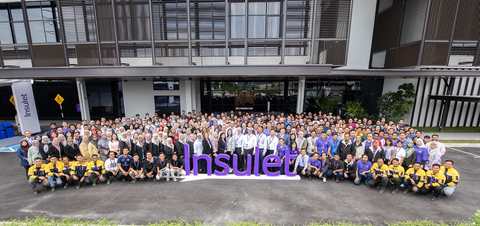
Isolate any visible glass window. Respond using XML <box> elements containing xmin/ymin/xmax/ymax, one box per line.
<box><xmin>13</xmin><ymin>23</ymin><xmax>27</xmax><ymax>44</ymax></box>
<box><xmin>249</xmin><ymin>2</ymin><xmax>266</xmax><ymax>15</ymax></box>
<box><xmin>248</xmin><ymin>16</ymin><xmax>265</xmax><ymax>38</ymax></box>
<box><xmin>155</xmin><ymin>96</ymin><xmax>181</xmax><ymax>116</ymax></box>
<box><xmin>230</xmin><ymin>16</ymin><xmax>245</xmax><ymax>38</ymax></box>
<box><xmin>0</xmin><ymin>23</ymin><xmax>13</xmax><ymax>44</ymax></box>
<box><xmin>154</xmin><ymin>80</ymin><xmax>180</xmax><ymax>90</ymax></box>
<box><xmin>231</xmin><ymin>2</ymin><xmax>245</xmax><ymax>15</ymax></box>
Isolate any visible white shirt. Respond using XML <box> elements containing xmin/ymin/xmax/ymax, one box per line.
<box><xmin>257</xmin><ymin>133</ymin><xmax>267</xmax><ymax>150</ymax></box>
<box><xmin>235</xmin><ymin>133</ymin><xmax>244</xmax><ymax>148</ymax></box>
<box><xmin>242</xmin><ymin>133</ymin><xmax>257</xmax><ymax>151</ymax></box>
<box><xmin>105</xmin><ymin>158</ymin><xmax>119</xmax><ymax>172</ymax></box>
<box><xmin>264</xmin><ymin>135</ymin><xmax>278</xmax><ymax>153</ymax></box>
<box><xmin>394</xmin><ymin>147</ymin><xmax>406</xmax><ymax>159</ymax></box>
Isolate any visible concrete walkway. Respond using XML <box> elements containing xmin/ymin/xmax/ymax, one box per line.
<box><xmin>422</xmin><ymin>132</ymin><xmax>480</xmax><ymax>140</ymax></box>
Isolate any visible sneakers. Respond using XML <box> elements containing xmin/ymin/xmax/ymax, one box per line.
<box><xmin>33</xmin><ymin>190</ymin><xmax>39</xmax><ymax>195</ymax></box>
<box><xmin>51</xmin><ymin>187</ymin><xmax>56</xmax><ymax>192</ymax></box>
<box><xmin>131</xmin><ymin>179</ymin><xmax>137</xmax><ymax>184</ymax></box>
<box><xmin>64</xmin><ymin>183</ymin><xmax>69</xmax><ymax>189</ymax></box>
<box><xmin>107</xmin><ymin>180</ymin><xmax>111</xmax><ymax>185</ymax></box>
<box><xmin>92</xmin><ymin>182</ymin><xmax>97</xmax><ymax>187</ymax></box>
<box><xmin>166</xmin><ymin>178</ymin><xmax>170</xmax><ymax>183</ymax></box>
<box><xmin>365</xmin><ymin>182</ymin><xmax>371</xmax><ymax>188</ymax></box>
<box><xmin>323</xmin><ymin>177</ymin><xmax>327</xmax><ymax>183</ymax></box>
<box><xmin>173</xmin><ymin>178</ymin><xmax>177</xmax><ymax>182</ymax></box>
<box><xmin>392</xmin><ymin>189</ymin><xmax>398</xmax><ymax>195</ymax></box>
<box><xmin>379</xmin><ymin>188</ymin><xmax>385</xmax><ymax>194</ymax></box>
<box><xmin>431</xmin><ymin>196</ymin><xmax>438</xmax><ymax>201</ymax></box>
<box><xmin>122</xmin><ymin>178</ymin><xmax>125</xmax><ymax>182</ymax></box>
<box><xmin>404</xmin><ymin>189</ymin><xmax>410</xmax><ymax>194</ymax></box>
<box><xmin>400</xmin><ymin>184</ymin><xmax>404</xmax><ymax>188</ymax></box>
<box><xmin>76</xmin><ymin>185</ymin><xmax>80</xmax><ymax>190</ymax></box>
<box><xmin>308</xmin><ymin>176</ymin><xmax>312</xmax><ymax>181</ymax></box>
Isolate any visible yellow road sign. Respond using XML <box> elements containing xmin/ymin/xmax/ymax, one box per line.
<box><xmin>9</xmin><ymin>95</ymin><xmax>15</xmax><ymax>105</ymax></box>
<box><xmin>54</xmin><ymin>94</ymin><xmax>64</xmax><ymax>105</ymax></box>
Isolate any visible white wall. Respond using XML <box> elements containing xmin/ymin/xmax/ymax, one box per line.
<box><xmin>341</xmin><ymin>0</ymin><xmax>377</xmax><ymax>69</ymax></box>
<box><xmin>122</xmin><ymin>79</ymin><xmax>156</xmax><ymax>118</ymax></box>
<box><xmin>122</xmin><ymin>78</ymin><xmax>200</xmax><ymax>118</ymax></box>
<box><xmin>382</xmin><ymin>78</ymin><xmax>418</xmax><ymax>125</ymax></box>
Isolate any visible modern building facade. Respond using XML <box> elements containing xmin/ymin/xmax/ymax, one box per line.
<box><xmin>0</xmin><ymin>0</ymin><xmax>479</xmax><ymax>128</ymax></box>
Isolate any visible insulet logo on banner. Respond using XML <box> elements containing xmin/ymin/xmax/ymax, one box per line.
<box><xmin>21</xmin><ymin>93</ymin><xmax>31</xmax><ymax>117</ymax></box>
<box><xmin>183</xmin><ymin>144</ymin><xmax>296</xmax><ymax>177</ymax></box>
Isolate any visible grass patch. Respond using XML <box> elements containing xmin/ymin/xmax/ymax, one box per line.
<box><xmin>415</xmin><ymin>127</ymin><xmax>480</xmax><ymax>133</ymax></box>
<box><xmin>1</xmin><ymin>212</ymin><xmax>479</xmax><ymax>226</ymax></box>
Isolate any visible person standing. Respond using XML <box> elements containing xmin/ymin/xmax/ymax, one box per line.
<box><xmin>256</xmin><ymin>127</ymin><xmax>266</xmax><ymax>174</ymax></box>
<box><xmin>242</xmin><ymin>128</ymin><xmax>257</xmax><ymax>173</ymax></box>
<box><xmin>17</xmin><ymin>139</ymin><xmax>31</xmax><ymax>179</ymax></box>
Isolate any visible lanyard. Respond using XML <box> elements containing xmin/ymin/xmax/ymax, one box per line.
<box><xmin>111</xmin><ymin>159</ymin><xmax>116</xmax><ymax>167</ymax></box>
<box><xmin>173</xmin><ymin>161</ymin><xmax>177</xmax><ymax>167</ymax></box>
<box><xmin>134</xmin><ymin>161</ymin><xmax>139</xmax><ymax>169</ymax></box>
<box><xmin>321</xmin><ymin>160</ymin><xmax>326</xmax><ymax>169</ymax></box>
<box><xmin>334</xmin><ymin>161</ymin><xmax>338</xmax><ymax>169</ymax></box>
<box><xmin>160</xmin><ymin>160</ymin><xmax>165</xmax><ymax>168</ymax></box>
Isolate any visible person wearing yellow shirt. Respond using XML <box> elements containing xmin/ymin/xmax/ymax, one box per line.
<box><xmin>365</xmin><ymin>158</ymin><xmax>389</xmax><ymax>194</ymax></box>
<box><xmin>86</xmin><ymin>154</ymin><xmax>107</xmax><ymax>187</ymax></box>
<box><xmin>440</xmin><ymin>160</ymin><xmax>459</xmax><ymax>197</ymax></box>
<box><xmin>71</xmin><ymin>154</ymin><xmax>90</xmax><ymax>190</ymax></box>
<box><xmin>421</xmin><ymin>164</ymin><xmax>446</xmax><ymax>201</ymax></box>
<box><xmin>27</xmin><ymin>157</ymin><xmax>50</xmax><ymax>195</ymax></box>
<box><xmin>60</xmin><ymin>156</ymin><xmax>74</xmax><ymax>189</ymax></box>
<box><xmin>388</xmin><ymin>158</ymin><xmax>405</xmax><ymax>195</ymax></box>
<box><xmin>46</xmin><ymin>156</ymin><xmax>64</xmax><ymax>192</ymax></box>
<box><xmin>403</xmin><ymin>162</ymin><xmax>425</xmax><ymax>194</ymax></box>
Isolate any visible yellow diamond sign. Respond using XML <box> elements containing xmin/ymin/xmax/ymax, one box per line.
<box><xmin>9</xmin><ymin>95</ymin><xmax>15</xmax><ymax>106</ymax></box>
<box><xmin>54</xmin><ymin>94</ymin><xmax>64</xmax><ymax>105</ymax></box>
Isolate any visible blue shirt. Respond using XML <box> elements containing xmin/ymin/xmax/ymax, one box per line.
<box><xmin>364</xmin><ymin>140</ymin><xmax>373</xmax><ymax>150</ymax></box>
<box><xmin>308</xmin><ymin>158</ymin><xmax>321</xmax><ymax>168</ymax></box>
<box><xmin>314</xmin><ymin>138</ymin><xmax>331</xmax><ymax>154</ymax></box>
<box><xmin>394</xmin><ymin>139</ymin><xmax>408</xmax><ymax>147</ymax></box>
<box><xmin>262</xmin><ymin>129</ymin><xmax>271</xmax><ymax>136</ymax></box>
<box><xmin>329</xmin><ymin>139</ymin><xmax>340</xmax><ymax>156</ymax></box>
<box><xmin>118</xmin><ymin>155</ymin><xmax>133</xmax><ymax>171</ymax></box>
<box><xmin>356</xmin><ymin>160</ymin><xmax>372</xmax><ymax>174</ymax></box>
<box><xmin>285</xmin><ymin>120</ymin><xmax>293</xmax><ymax>126</ymax></box>
<box><xmin>277</xmin><ymin>144</ymin><xmax>288</xmax><ymax>158</ymax></box>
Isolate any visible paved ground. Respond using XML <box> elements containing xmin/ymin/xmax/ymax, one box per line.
<box><xmin>0</xmin><ymin>146</ymin><xmax>479</xmax><ymax>225</ymax></box>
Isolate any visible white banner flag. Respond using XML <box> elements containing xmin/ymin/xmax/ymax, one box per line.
<box><xmin>11</xmin><ymin>82</ymin><xmax>41</xmax><ymax>134</ymax></box>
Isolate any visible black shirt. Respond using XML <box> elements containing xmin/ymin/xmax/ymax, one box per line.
<box><xmin>143</xmin><ymin>158</ymin><xmax>157</xmax><ymax>173</ymax></box>
<box><xmin>156</xmin><ymin>159</ymin><xmax>170</xmax><ymax>170</ymax></box>
<box><xmin>129</xmin><ymin>160</ymin><xmax>143</xmax><ymax>171</ymax></box>
<box><xmin>170</xmin><ymin>160</ymin><xmax>183</xmax><ymax>169</ymax></box>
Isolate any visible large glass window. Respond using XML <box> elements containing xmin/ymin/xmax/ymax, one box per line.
<box><xmin>119</xmin><ymin>43</ymin><xmax>152</xmax><ymax>66</ymax></box>
<box><xmin>247</xmin><ymin>1</ymin><xmax>281</xmax><ymax>38</ymax></box>
<box><xmin>190</xmin><ymin>0</ymin><xmax>226</xmax><ymax>40</ymax></box>
<box><xmin>26</xmin><ymin>1</ymin><xmax>60</xmax><ymax>43</ymax></box>
<box><xmin>285</xmin><ymin>0</ymin><xmax>312</xmax><ymax>39</ymax></box>
<box><xmin>155</xmin><ymin>96</ymin><xmax>181</xmax><ymax>116</ymax></box>
<box><xmin>230</xmin><ymin>2</ymin><xmax>245</xmax><ymax>39</ymax></box>
<box><xmin>59</xmin><ymin>1</ymin><xmax>97</xmax><ymax>43</ymax></box>
<box><xmin>152</xmin><ymin>0</ymin><xmax>188</xmax><ymax>40</ymax></box>
<box><xmin>114</xmin><ymin>0</ymin><xmax>151</xmax><ymax>41</ymax></box>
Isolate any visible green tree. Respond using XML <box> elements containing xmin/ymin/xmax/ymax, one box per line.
<box><xmin>376</xmin><ymin>83</ymin><xmax>416</xmax><ymax>122</ymax></box>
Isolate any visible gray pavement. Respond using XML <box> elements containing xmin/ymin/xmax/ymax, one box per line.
<box><xmin>0</xmin><ymin>146</ymin><xmax>479</xmax><ymax>225</ymax></box>
<box><xmin>422</xmin><ymin>132</ymin><xmax>480</xmax><ymax>140</ymax></box>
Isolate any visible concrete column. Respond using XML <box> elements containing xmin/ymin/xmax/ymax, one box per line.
<box><xmin>76</xmin><ymin>79</ymin><xmax>91</xmax><ymax>121</ymax></box>
<box><xmin>184</xmin><ymin>79</ymin><xmax>193</xmax><ymax>113</ymax></box>
<box><xmin>296</xmin><ymin>77</ymin><xmax>306</xmax><ymax>114</ymax></box>
<box><xmin>341</xmin><ymin>0</ymin><xmax>377</xmax><ymax>69</ymax></box>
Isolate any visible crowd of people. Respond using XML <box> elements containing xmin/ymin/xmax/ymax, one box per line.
<box><xmin>16</xmin><ymin>110</ymin><xmax>460</xmax><ymax>201</ymax></box>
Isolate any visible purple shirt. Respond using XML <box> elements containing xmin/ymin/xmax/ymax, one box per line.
<box><xmin>308</xmin><ymin>158</ymin><xmax>321</xmax><ymax>168</ymax></box>
<box><xmin>356</xmin><ymin>160</ymin><xmax>372</xmax><ymax>174</ymax></box>
<box><xmin>277</xmin><ymin>144</ymin><xmax>288</xmax><ymax>158</ymax></box>
<box><xmin>289</xmin><ymin>147</ymin><xmax>299</xmax><ymax>156</ymax></box>
<box><xmin>415</xmin><ymin>146</ymin><xmax>429</xmax><ymax>164</ymax></box>
<box><xmin>314</xmin><ymin>138</ymin><xmax>331</xmax><ymax>154</ymax></box>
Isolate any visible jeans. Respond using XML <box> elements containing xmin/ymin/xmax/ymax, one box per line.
<box><xmin>443</xmin><ymin>186</ymin><xmax>456</xmax><ymax>197</ymax></box>
<box><xmin>307</xmin><ymin>152</ymin><xmax>314</xmax><ymax>158</ymax></box>
<box><xmin>403</xmin><ymin>178</ymin><xmax>421</xmax><ymax>193</ymax></box>
<box><xmin>73</xmin><ymin>175</ymin><xmax>91</xmax><ymax>185</ymax></box>
<box><xmin>156</xmin><ymin>169</ymin><xmax>170</xmax><ymax>180</ymax></box>
<box><xmin>47</xmin><ymin>175</ymin><xmax>63</xmax><ymax>187</ymax></box>
<box><xmin>354</xmin><ymin>173</ymin><xmax>372</xmax><ymax>185</ymax></box>
<box><xmin>170</xmin><ymin>168</ymin><xmax>186</xmax><ymax>177</ymax></box>
<box><xmin>258</xmin><ymin>148</ymin><xmax>264</xmax><ymax>173</ymax></box>
<box><xmin>327</xmin><ymin>170</ymin><xmax>344</xmax><ymax>181</ymax></box>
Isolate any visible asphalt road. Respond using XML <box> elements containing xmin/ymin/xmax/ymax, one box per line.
<box><xmin>1</xmin><ymin>147</ymin><xmax>479</xmax><ymax>225</ymax></box>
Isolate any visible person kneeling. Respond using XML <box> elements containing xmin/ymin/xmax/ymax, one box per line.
<box><xmin>129</xmin><ymin>154</ymin><xmax>145</xmax><ymax>183</ymax></box>
<box><xmin>306</xmin><ymin>153</ymin><xmax>321</xmax><ymax>181</ymax></box>
<box><xmin>143</xmin><ymin>152</ymin><xmax>158</xmax><ymax>181</ymax></box>
<box><xmin>170</xmin><ymin>154</ymin><xmax>186</xmax><ymax>181</ymax></box>
<box><xmin>60</xmin><ymin>156</ymin><xmax>74</xmax><ymax>189</ymax></box>
<box><xmin>87</xmin><ymin>154</ymin><xmax>106</xmax><ymax>187</ymax></box>
<box><xmin>71</xmin><ymin>154</ymin><xmax>90</xmax><ymax>190</ymax></box>
<box><xmin>156</xmin><ymin>153</ymin><xmax>170</xmax><ymax>182</ymax></box>
<box><xmin>28</xmin><ymin>157</ymin><xmax>50</xmax><ymax>195</ymax></box>
<box><xmin>327</xmin><ymin>154</ymin><xmax>344</xmax><ymax>183</ymax></box>
<box><xmin>46</xmin><ymin>156</ymin><xmax>64</xmax><ymax>192</ymax></box>
<box><xmin>403</xmin><ymin>162</ymin><xmax>426</xmax><ymax>194</ymax></box>
<box><xmin>388</xmin><ymin>158</ymin><xmax>405</xmax><ymax>194</ymax></box>
<box><xmin>104</xmin><ymin>151</ymin><xmax>119</xmax><ymax>185</ymax></box>
<box><xmin>293</xmin><ymin>149</ymin><xmax>309</xmax><ymax>177</ymax></box>
<box><xmin>343</xmin><ymin>154</ymin><xmax>357</xmax><ymax>182</ymax></box>
<box><xmin>421</xmin><ymin>164</ymin><xmax>445</xmax><ymax>201</ymax></box>
<box><xmin>354</xmin><ymin>154</ymin><xmax>372</xmax><ymax>186</ymax></box>
<box><xmin>366</xmin><ymin>158</ymin><xmax>389</xmax><ymax>193</ymax></box>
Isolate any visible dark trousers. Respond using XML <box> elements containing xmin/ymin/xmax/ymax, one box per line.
<box><xmin>116</xmin><ymin>170</ymin><xmax>131</xmax><ymax>181</ymax></box>
<box><xmin>243</xmin><ymin>148</ymin><xmax>254</xmax><ymax>172</ymax></box>
<box><xmin>235</xmin><ymin>148</ymin><xmax>244</xmax><ymax>171</ymax></box>
<box><xmin>23</xmin><ymin>166</ymin><xmax>30</xmax><ymax>180</ymax></box>
<box><xmin>60</xmin><ymin>175</ymin><xmax>74</xmax><ymax>185</ymax></box>
<box><xmin>73</xmin><ymin>175</ymin><xmax>91</xmax><ymax>185</ymax></box>
<box><xmin>367</xmin><ymin>176</ymin><xmax>388</xmax><ymax>189</ymax></box>
<box><xmin>421</xmin><ymin>185</ymin><xmax>443</xmax><ymax>197</ymax></box>
<box><xmin>344</xmin><ymin>172</ymin><xmax>356</xmax><ymax>181</ymax></box>
<box><xmin>265</xmin><ymin>149</ymin><xmax>275</xmax><ymax>172</ymax></box>
<box><xmin>105</xmin><ymin>171</ymin><xmax>119</xmax><ymax>180</ymax></box>
<box><xmin>391</xmin><ymin>177</ymin><xmax>403</xmax><ymax>190</ymax></box>
<box><xmin>258</xmin><ymin>148</ymin><xmax>264</xmax><ymax>173</ymax></box>
<box><xmin>295</xmin><ymin>166</ymin><xmax>305</xmax><ymax>176</ymax></box>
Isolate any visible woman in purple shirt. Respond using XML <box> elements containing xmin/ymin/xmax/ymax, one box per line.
<box><xmin>414</xmin><ymin>139</ymin><xmax>429</xmax><ymax>169</ymax></box>
<box><xmin>287</xmin><ymin>142</ymin><xmax>300</xmax><ymax>172</ymax></box>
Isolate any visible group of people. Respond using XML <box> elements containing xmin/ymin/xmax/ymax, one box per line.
<box><xmin>16</xmin><ymin>110</ymin><xmax>460</xmax><ymax>201</ymax></box>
